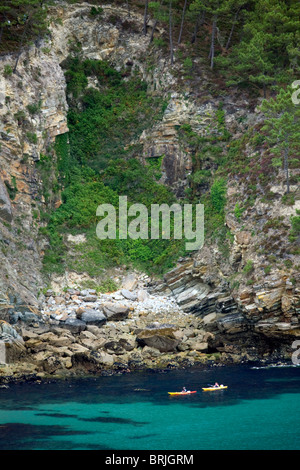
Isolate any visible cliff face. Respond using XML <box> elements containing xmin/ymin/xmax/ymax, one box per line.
<box><xmin>0</xmin><ymin>2</ymin><xmax>179</xmax><ymax>314</ymax></box>
<box><xmin>0</xmin><ymin>2</ymin><xmax>299</xmax><ymax>373</ymax></box>
<box><xmin>0</xmin><ymin>36</ymin><xmax>68</xmax><ymax>314</ymax></box>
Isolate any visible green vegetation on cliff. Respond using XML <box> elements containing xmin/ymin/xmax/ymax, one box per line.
<box><xmin>11</xmin><ymin>0</ymin><xmax>294</xmax><ymax>280</ymax></box>
<box><xmin>42</xmin><ymin>57</ymin><xmax>187</xmax><ymax>277</ymax></box>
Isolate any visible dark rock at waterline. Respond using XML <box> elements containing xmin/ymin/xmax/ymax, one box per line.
<box><xmin>104</xmin><ymin>338</ymin><xmax>135</xmax><ymax>355</ymax></box>
<box><xmin>136</xmin><ymin>325</ymin><xmax>180</xmax><ymax>352</ymax></box>
<box><xmin>104</xmin><ymin>341</ymin><xmax>125</xmax><ymax>355</ymax></box>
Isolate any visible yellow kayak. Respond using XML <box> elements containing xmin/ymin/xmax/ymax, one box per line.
<box><xmin>202</xmin><ymin>385</ymin><xmax>228</xmax><ymax>391</ymax></box>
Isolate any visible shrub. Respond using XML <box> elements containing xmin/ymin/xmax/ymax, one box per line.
<box><xmin>210</xmin><ymin>177</ymin><xmax>227</xmax><ymax>213</ymax></box>
<box><xmin>243</xmin><ymin>260</ymin><xmax>254</xmax><ymax>274</ymax></box>
<box><xmin>234</xmin><ymin>203</ymin><xmax>244</xmax><ymax>221</ymax></box>
<box><xmin>90</xmin><ymin>6</ymin><xmax>103</xmax><ymax>16</ymax></box>
<box><xmin>183</xmin><ymin>57</ymin><xmax>193</xmax><ymax>71</ymax></box>
<box><xmin>14</xmin><ymin>110</ymin><xmax>26</xmax><ymax>124</ymax></box>
<box><xmin>3</xmin><ymin>65</ymin><xmax>13</xmax><ymax>77</ymax></box>
<box><xmin>290</xmin><ymin>211</ymin><xmax>300</xmax><ymax>235</ymax></box>
<box><xmin>27</xmin><ymin>101</ymin><xmax>42</xmax><ymax>115</ymax></box>
<box><xmin>26</xmin><ymin>132</ymin><xmax>38</xmax><ymax>144</ymax></box>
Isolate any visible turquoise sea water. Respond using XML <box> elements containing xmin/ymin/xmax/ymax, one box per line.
<box><xmin>0</xmin><ymin>365</ymin><xmax>299</xmax><ymax>450</ymax></box>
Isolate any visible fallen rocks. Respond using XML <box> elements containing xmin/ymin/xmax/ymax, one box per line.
<box><xmin>121</xmin><ymin>273</ymin><xmax>138</xmax><ymax>291</ymax></box>
<box><xmin>102</xmin><ymin>302</ymin><xmax>130</xmax><ymax>321</ymax></box>
<box><xmin>1</xmin><ymin>264</ymin><xmax>298</xmax><ymax>383</ymax></box>
<box><xmin>136</xmin><ymin>324</ymin><xmax>180</xmax><ymax>352</ymax></box>
<box><xmin>61</xmin><ymin>318</ymin><xmax>86</xmax><ymax>334</ymax></box>
<box><xmin>80</xmin><ymin>309</ymin><xmax>107</xmax><ymax>326</ymax></box>
<box><xmin>121</xmin><ymin>289</ymin><xmax>137</xmax><ymax>301</ymax></box>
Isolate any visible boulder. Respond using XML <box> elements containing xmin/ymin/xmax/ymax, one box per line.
<box><xmin>94</xmin><ymin>351</ymin><xmax>115</xmax><ymax>366</ymax></box>
<box><xmin>48</xmin><ymin>336</ymin><xmax>74</xmax><ymax>348</ymax></box>
<box><xmin>21</xmin><ymin>329</ymin><xmax>39</xmax><ymax>341</ymax></box>
<box><xmin>9</xmin><ymin>311</ymin><xmax>40</xmax><ymax>326</ymax></box>
<box><xmin>119</xmin><ymin>337</ymin><xmax>136</xmax><ymax>351</ymax></box>
<box><xmin>80</xmin><ymin>330</ymin><xmax>98</xmax><ymax>341</ymax></box>
<box><xmin>80</xmin><ymin>309</ymin><xmax>107</xmax><ymax>327</ymax></box>
<box><xmin>104</xmin><ymin>338</ymin><xmax>135</xmax><ymax>355</ymax></box>
<box><xmin>0</xmin><ymin>320</ymin><xmax>25</xmax><ymax>363</ymax></box>
<box><xmin>24</xmin><ymin>338</ymin><xmax>46</xmax><ymax>352</ymax></box>
<box><xmin>0</xmin><ymin>321</ymin><xmax>23</xmax><ymax>343</ymax></box>
<box><xmin>136</xmin><ymin>324</ymin><xmax>180</xmax><ymax>352</ymax></box>
<box><xmin>86</xmin><ymin>325</ymin><xmax>104</xmax><ymax>336</ymax></box>
<box><xmin>76</xmin><ymin>306</ymin><xmax>86</xmax><ymax>317</ymax></box>
<box><xmin>141</xmin><ymin>346</ymin><xmax>161</xmax><ymax>358</ymax></box>
<box><xmin>82</xmin><ymin>295</ymin><xmax>98</xmax><ymax>303</ymax></box>
<box><xmin>189</xmin><ymin>340</ymin><xmax>208</xmax><ymax>352</ymax></box>
<box><xmin>61</xmin><ymin>318</ymin><xmax>86</xmax><ymax>334</ymax></box>
<box><xmin>104</xmin><ymin>340</ymin><xmax>126</xmax><ymax>355</ymax></box>
<box><xmin>43</xmin><ymin>355</ymin><xmax>63</xmax><ymax>374</ymax></box>
<box><xmin>121</xmin><ymin>289</ymin><xmax>137</xmax><ymax>301</ymax></box>
<box><xmin>122</xmin><ymin>273</ymin><xmax>138</xmax><ymax>291</ymax></box>
<box><xmin>69</xmin><ymin>344</ymin><xmax>90</xmax><ymax>354</ymax></box>
<box><xmin>79</xmin><ymin>329</ymin><xmax>104</xmax><ymax>350</ymax></box>
<box><xmin>102</xmin><ymin>302</ymin><xmax>130</xmax><ymax>321</ymax></box>
<box><xmin>137</xmin><ymin>289</ymin><xmax>149</xmax><ymax>302</ymax></box>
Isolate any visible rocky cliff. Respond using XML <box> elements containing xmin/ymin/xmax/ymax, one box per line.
<box><xmin>0</xmin><ymin>2</ymin><xmax>299</xmax><ymax>381</ymax></box>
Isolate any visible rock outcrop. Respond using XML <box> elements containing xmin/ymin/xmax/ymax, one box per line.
<box><xmin>0</xmin><ymin>180</ymin><xmax>13</xmax><ymax>223</ymax></box>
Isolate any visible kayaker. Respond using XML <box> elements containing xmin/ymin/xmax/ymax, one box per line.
<box><xmin>182</xmin><ymin>387</ymin><xmax>187</xmax><ymax>392</ymax></box>
<box><xmin>214</xmin><ymin>382</ymin><xmax>219</xmax><ymax>388</ymax></box>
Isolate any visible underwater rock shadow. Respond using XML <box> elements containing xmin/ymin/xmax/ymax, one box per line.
<box><xmin>78</xmin><ymin>416</ymin><xmax>149</xmax><ymax>426</ymax></box>
<box><xmin>0</xmin><ymin>422</ymin><xmax>101</xmax><ymax>450</ymax></box>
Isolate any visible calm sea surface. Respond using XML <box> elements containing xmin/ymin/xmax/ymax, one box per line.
<box><xmin>0</xmin><ymin>364</ymin><xmax>299</xmax><ymax>450</ymax></box>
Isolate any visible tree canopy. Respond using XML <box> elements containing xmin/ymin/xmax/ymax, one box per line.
<box><xmin>0</xmin><ymin>0</ymin><xmax>49</xmax><ymax>53</ymax></box>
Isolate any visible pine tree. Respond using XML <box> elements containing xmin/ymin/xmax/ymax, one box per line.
<box><xmin>189</xmin><ymin>0</ymin><xmax>231</xmax><ymax>68</ymax></box>
<box><xmin>0</xmin><ymin>5</ymin><xmax>11</xmax><ymax>44</ymax></box>
<box><xmin>178</xmin><ymin>0</ymin><xmax>188</xmax><ymax>44</ymax></box>
<box><xmin>148</xmin><ymin>0</ymin><xmax>167</xmax><ymax>44</ymax></box>
<box><xmin>216</xmin><ymin>0</ymin><xmax>300</xmax><ymax>95</ymax></box>
<box><xmin>144</xmin><ymin>0</ymin><xmax>149</xmax><ymax>35</ymax></box>
<box><xmin>224</xmin><ymin>0</ymin><xmax>248</xmax><ymax>51</ymax></box>
<box><xmin>169</xmin><ymin>0</ymin><xmax>174</xmax><ymax>65</ymax></box>
<box><xmin>229</xmin><ymin>31</ymin><xmax>274</xmax><ymax>97</ymax></box>
<box><xmin>0</xmin><ymin>0</ymin><xmax>49</xmax><ymax>56</ymax></box>
<box><xmin>260</xmin><ymin>86</ymin><xmax>300</xmax><ymax>194</ymax></box>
